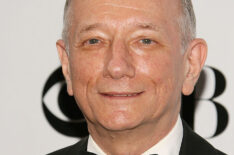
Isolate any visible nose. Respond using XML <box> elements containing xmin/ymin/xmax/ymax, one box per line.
<box><xmin>103</xmin><ymin>41</ymin><xmax>135</xmax><ymax>79</ymax></box>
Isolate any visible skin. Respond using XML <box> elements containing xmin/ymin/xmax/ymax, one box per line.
<box><xmin>56</xmin><ymin>0</ymin><xmax>207</xmax><ymax>154</ymax></box>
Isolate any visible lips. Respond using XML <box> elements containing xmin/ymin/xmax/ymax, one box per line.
<box><xmin>100</xmin><ymin>92</ymin><xmax>143</xmax><ymax>97</ymax></box>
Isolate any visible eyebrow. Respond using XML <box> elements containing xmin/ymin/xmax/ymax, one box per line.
<box><xmin>78</xmin><ymin>22</ymin><xmax>161</xmax><ymax>34</ymax></box>
<box><xmin>134</xmin><ymin>23</ymin><xmax>161</xmax><ymax>31</ymax></box>
<box><xmin>79</xmin><ymin>23</ymin><xmax>104</xmax><ymax>34</ymax></box>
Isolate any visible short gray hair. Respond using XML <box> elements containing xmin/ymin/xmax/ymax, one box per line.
<box><xmin>61</xmin><ymin>0</ymin><xmax>196</xmax><ymax>52</ymax></box>
<box><xmin>62</xmin><ymin>0</ymin><xmax>72</xmax><ymax>50</ymax></box>
<box><xmin>179</xmin><ymin>0</ymin><xmax>196</xmax><ymax>52</ymax></box>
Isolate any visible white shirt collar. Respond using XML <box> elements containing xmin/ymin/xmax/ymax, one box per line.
<box><xmin>88</xmin><ymin>134</ymin><xmax>107</xmax><ymax>155</ymax></box>
<box><xmin>142</xmin><ymin>116</ymin><xmax>183</xmax><ymax>155</ymax></box>
<box><xmin>87</xmin><ymin>116</ymin><xmax>183</xmax><ymax>155</ymax></box>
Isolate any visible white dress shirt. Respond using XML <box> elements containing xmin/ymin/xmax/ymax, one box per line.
<box><xmin>87</xmin><ymin>116</ymin><xmax>183</xmax><ymax>155</ymax></box>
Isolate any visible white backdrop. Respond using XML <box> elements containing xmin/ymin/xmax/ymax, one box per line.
<box><xmin>0</xmin><ymin>0</ymin><xmax>233</xmax><ymax>154</ymax></box>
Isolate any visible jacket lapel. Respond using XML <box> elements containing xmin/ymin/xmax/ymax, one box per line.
<box><xmin>66</xmin><ymin>137</ymin><xmax>96</xmax><ymax>155</ymax></box>
<box><xmin>179</xmin><ymin>120</ymin><xmax>224</xmax><ymax>155</ymax></box>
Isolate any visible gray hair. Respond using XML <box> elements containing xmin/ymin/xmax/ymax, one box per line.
<box><xmin>62</xmin><ymin>0</ymin><xmax>72</xmax><ymax>50</ymax></box>
<box><xmin>61</xmin><ymin>0</ymin><xmax>196</xmax><ymax>52</ymax></box>
<box><xmin>179</xmin><ymin>0</ymin><xmax>196</xmax><ymax>52</ymax></box>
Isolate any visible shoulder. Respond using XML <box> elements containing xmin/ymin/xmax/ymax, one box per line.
<box><xmin>180</xmin><ymin>120</ymin><xmax>226</xmax><ymax>155</ymax></box>
<box><xmin>47</xmin><ymin>137</ymin><xmax>88</xmax><ymax>155</ymax></box>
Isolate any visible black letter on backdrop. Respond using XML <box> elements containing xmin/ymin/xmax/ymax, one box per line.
<box><xmin>181</xmin><ymin>66</ymin><xmax>229</xmax><ymax>138</ymax></box>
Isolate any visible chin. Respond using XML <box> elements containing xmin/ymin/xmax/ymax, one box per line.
<box><xmin>97</xmin><ymin>112</ymin><xmax>142</xmax><ymax>131</ymax></box>
<box><xmin>102</xmin><ymin>122</ymin><xmax>139</xmax><ymax>132</ymax></box>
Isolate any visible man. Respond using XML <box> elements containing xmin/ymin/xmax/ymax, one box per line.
<box><xmin>49</xmin><ymin>0</ymin><xmax>226</xmax><ymax>154</ymax></box>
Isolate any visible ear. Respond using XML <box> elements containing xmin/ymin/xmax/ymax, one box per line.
<box><xmin>182</xmin><ymin>39</ymin><xmax>207</xmax><ymax>96</ymax></box>
<box><xmin>56</xmin><ymin>40</ymin><xmax>73</xmax><ymax>96</ymax></box>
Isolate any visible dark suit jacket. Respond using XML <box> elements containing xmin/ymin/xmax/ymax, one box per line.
<box><xmin>48</xmin><ymin>120</ymin><xmax>226</xmax><ymax>155</ymax></box>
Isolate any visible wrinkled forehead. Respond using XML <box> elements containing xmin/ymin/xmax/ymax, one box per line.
<box><xmin>68</xmin><ymin>0</ymin><xmax>182</xmax><ymax>22</ymax></box>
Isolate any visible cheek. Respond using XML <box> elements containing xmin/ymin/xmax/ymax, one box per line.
<box><xmin>69</xmin><ymin>53</ymin><xmax>103</xmax><ymax>99</ymax></box>
<box><xmin>70</xmin><ymin>52</ymin><xmax>103</xmax><ymax>82</ymax></box>
<box><xmin>68</xmin><ymin>53</ymin><xmax>105</xmax><ymax>118</ymax></box>
<box><xmin>136</xmin><ymin>53</ymin><xmax>175</xmax><ymax>81</ymax></box>
<box><xmin>136</xmin><ymin>52</ymin><xmax>183</xmax><ymax>104</ymax></box>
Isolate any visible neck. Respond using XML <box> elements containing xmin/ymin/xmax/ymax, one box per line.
<box><xmin>87</xmin><ymin>115</ymin><xmax>179</xmax><ymax>155</ymax></box>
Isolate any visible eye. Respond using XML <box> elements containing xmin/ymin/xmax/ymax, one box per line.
<box><xmin>87</xmin><ymin>38</ymin><xmax>100</xmax><ymax>45</ymax></box>
<box><xmin>140</xmin><ymin>39</ymin><xmax>154</xmax><ymax>45</ymax></box>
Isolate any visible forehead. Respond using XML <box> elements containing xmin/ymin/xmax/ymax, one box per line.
<box><xmin>69</xmin><ymin>0</ymin><xmax>181</xmax><ymax>26</ymax></box>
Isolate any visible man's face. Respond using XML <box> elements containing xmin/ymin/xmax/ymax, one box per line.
<box><xmin>60</xmin><ymin>0</ymin><xmax>190</xmax><ymax>131</ymax></box>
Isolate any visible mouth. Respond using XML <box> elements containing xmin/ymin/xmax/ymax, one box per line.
<box><xmin>99</xmin><ymin>91</ymin><xmax>144</xmax><ymax>98</ymax></box>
